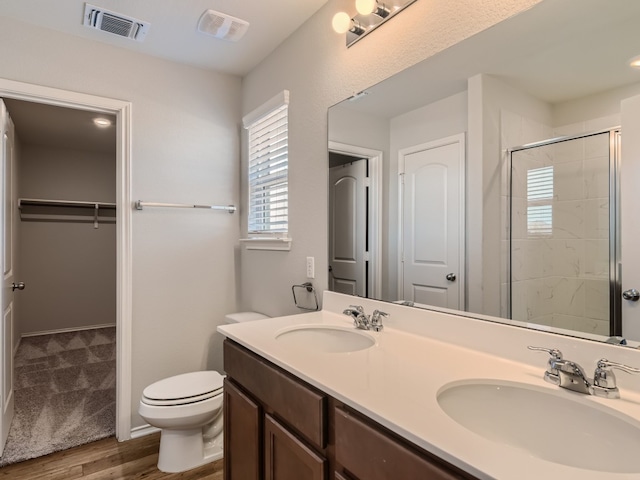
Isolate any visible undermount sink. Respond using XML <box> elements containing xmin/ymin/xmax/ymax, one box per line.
<box><xmin>437</xmin><ymin>380</ymin><xmax>640</xmax><ymax>473</ymax></box>
<box><xmin>275</xmin><ymin>325</ymin><xmax>375</xmax><ymax>353</ymax></box>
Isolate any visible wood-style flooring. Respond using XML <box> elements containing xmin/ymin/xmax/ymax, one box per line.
<box><xmin>0</xmin><ymin>433</ymin><xmax>223</xmax><ymax>479</ymax></box>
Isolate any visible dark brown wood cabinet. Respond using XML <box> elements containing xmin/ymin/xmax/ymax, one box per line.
<box><xmin>223</xmin><ymin>339</ymin><xmax>477</xmax><ymax>480</ymax></box>
<box><xmin>223</xmin><ymin>378</ymin><xmax>261</xmax><ymax>480</ymax></box>
<box><xmin>224</xmin><ymin>340</ymin><xmax>328</xmax><ymax>480</ymax></box>
<box><xmin>264</xmin><ymin>414</ymin><xmax>327</xmax><ymax>480</ymax></box>
<box><xmin>335</xmin><ymin>407</ymin><xmax>468</xmax><ymax>480</ymax></box>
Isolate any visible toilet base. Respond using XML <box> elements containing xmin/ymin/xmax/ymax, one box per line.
<box><xmin>157</xmin><ymin>428</ymin><xmax>223</xmax><ymax>473</ymax></box>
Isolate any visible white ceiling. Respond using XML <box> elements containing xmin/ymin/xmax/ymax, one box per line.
<box><xmin>0</xmin><ymin>0</ymin><xmax>329</xmax><ymax>76</ymax></box>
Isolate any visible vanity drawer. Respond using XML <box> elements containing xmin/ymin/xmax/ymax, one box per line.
<box><xmin>335</xmin><ymin>407</ymin><xmax>472</xmax><ymax>480</ymax></box>
<box><xmin>224</xmin><ymin>340</ymin><xmax>327</xmax><ymax>449</ymax></box>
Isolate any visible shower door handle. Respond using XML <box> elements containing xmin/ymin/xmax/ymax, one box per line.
<box><xmin>623</xmin><ymin>289</ymin><xmax>640</xmax><ymax>301</ymax></box>
<box><xmin>446</xmin><ymin>273</ymin><xmax>456</xmax><ymax>282</ymax></box>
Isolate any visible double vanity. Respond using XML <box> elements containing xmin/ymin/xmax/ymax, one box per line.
<box><xmin>218</xmin><ymin>291</ymin><xmax>640</xmax><ymax>479</ymax></box>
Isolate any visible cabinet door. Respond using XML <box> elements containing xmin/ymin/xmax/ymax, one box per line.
<box><xmin>335</xmin><ymin>407</ymin><xmax>470</xmax><ymax>480</ymax></box>
<box><xmin>264</xmin><ymin>414</ymin><xmax>327</xmax><ymax>480</ymax></box>
<box><xmin>224</xmin><ymin>379</ymin><xmax>261</xmax><ymax>480</ymax></box>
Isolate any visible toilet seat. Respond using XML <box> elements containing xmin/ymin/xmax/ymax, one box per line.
<box><xmin>142</xmin><ymin>371</ymin><xmax>224</xmax><ymax>406</ymax></box>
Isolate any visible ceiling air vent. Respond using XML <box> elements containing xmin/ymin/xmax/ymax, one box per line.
<box><xmin>83</xmin><ymin>3</ymin><xmax>150</xmax><ymax>42</ymax></box>
<box><xmin>197</xmin><ymin>10</ymin><xmax>249</xmax><ymax>42</ymax></box>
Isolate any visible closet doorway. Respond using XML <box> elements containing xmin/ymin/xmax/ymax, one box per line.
<box><xmin>0</xmin><ymin>96</ymin><xmax>123</xmax><ymax>464</ymax></box>
<box><xmin>0</xmin><ymin>79</ymin><xmax>133</xmax><ymax>455</ymax></box>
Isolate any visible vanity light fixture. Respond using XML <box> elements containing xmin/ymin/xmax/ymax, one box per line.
<box><xmin>332</xmin><ymin>12</ymin><xmax>365</xmax><ymax>35</ymax></box>
<box><xmin>93</xmin><ymin>117</ymin><xmax>112</xmax><ymax>128</ymax></box>
<box><xmin>332</xmin><ymin>0</ymin><xmax>417</xmax><ymax>47</ymax></box>
<box><xmin>356</xmin><ymin>0</ymin><xmax>390</xmax><ymax>18</ymax></box>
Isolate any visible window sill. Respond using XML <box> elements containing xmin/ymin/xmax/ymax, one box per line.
<box><xmin>240</xmin><ymin>237</ymin><xmax>292</xmax><ymax>251</ymax></box>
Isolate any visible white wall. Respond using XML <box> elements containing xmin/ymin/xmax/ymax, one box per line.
<box><xmin>0</xmin><ymin>18</ymin><xmax>242</xmax><ymax>429</ymax></box>
<box><xmin>239</xmin><ymin>0</ymin><xmax>544</xmax><ymax>316</ymax></box>
<box><xmin>553</xmin><ymin>82</ymin><xmax>640</xmax><ymax>131</ymax></box>
<box><xmin>329</xmin><ymin>107</ymin><xmax>390</xmax><ymax>152</ymax></box>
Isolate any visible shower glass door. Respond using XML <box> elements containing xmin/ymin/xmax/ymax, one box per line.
<box><xmin>510</xmin><ymin>130</ymin><xmax>620</xmax><ymax>337</ymax></box>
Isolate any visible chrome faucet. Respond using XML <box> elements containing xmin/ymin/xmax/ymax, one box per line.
<box><xmin>528</xmin><ymin>346</ymin><xmax>640</xmax><ymax>399</ymax></box>
<box><xmin>592</xmin><ymin>359</ymin><xmax>640</xmax><ymax>399</ymax></box>
<box><xmin>343</xmin><ymin>305</ymin><xmax>369</xmax><ymax>329</ymax></box>
<box><xmin>342</xmin><ymin>305</ymin><xmax>389</xmax><ymax>331</ymax></box>
<box><xmin>370</xmin><ymin>310</ymin><xmax>388</xmax><ymax>332</ymax></box>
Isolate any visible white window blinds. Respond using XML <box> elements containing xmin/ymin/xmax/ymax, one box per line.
<box><xmin>527</xmin><ymin>165</ymin><xmax>553</xmax><ymax>236</ymax></box>
<box><xmin>244</xmin><ymin>91</ymin><xmax>289</xmax><ymax>234</ymax></box>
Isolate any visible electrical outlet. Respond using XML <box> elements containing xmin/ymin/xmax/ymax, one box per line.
<box><xmin>306</xmin><ymin>256</ymin><xmax>315</xmax><ymax>279</ymax></box>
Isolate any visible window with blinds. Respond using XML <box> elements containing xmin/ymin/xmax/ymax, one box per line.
<box><xmin>246</xmin><ymin>94</ymin><xmax>289</xmax><ymax>234</ymax></box>
<box><xmin>527</xmin><ymin>165</ymin><xmax>553</xmax><ymax>236</ymax></box>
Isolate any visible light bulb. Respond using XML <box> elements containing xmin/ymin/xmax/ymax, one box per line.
<box><xmin>332</xmin><ymin>12</ymin><xmax>351</xmax><ymax>34</ymax></box>
<box><xmin>630</xmin><ymin>55</ymin><xmax>640</xmax><ymax>69</ymax></box>
<box><xmin>355</xmin><ymin>0</ymin><xmax>376</xmax><ymax>15</ymax></box>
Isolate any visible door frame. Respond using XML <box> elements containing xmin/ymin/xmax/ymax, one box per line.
<box><xmin>397</xmin><ymin>133</ymin><xmax>466</xmax><ymax>309</ymax></box>
<box><xmin>0</xmin><ymin>77</ymin><xmax>133</xmax><ymax>440</ymax></box>
<box><xmin>328</xmin><ymin>141</ymin><xmax>382</xmax><ymax>300</ymax></box>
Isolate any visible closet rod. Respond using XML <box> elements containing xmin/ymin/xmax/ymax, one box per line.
<box><xmin>135</xmin><ymin>200</ymin><xmax>236</xmax><ymax>214</ymax></box>
<box><xmin>19</xmin><ymin>198</ymin><xmax>116</xmax><ymax>209</ymax></box>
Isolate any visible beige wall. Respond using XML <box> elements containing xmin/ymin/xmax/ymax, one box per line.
<box><xmin>239</xmin><ymin>0</ymin><xmax>544</xmax><ymax>316</ymax></box>
<box><xmin>17</xmin><ymin>144</ymin><xmax>116</xmax><ymax>334</ymax></box>
<box><xmin>0</xmin><ymin>17</ymin><xmax>242</xmax><ymax>429</ymax></box>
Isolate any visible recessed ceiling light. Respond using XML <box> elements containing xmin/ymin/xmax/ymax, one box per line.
<box><xmin>93</xmin><ymin>117</ymin><xmax>112</xmax><ymax>128</ymax></box>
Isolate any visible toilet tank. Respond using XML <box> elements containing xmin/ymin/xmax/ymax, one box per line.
<box><xmin>224</xmin><ymin>312</ymin><xmax>270</xmax><ymax>324</ymax></box>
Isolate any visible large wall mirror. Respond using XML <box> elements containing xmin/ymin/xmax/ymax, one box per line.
<box><xmin>328</xmin><ymin>0</ymin><xmax>640</xmax><ymax>344</ymax></box>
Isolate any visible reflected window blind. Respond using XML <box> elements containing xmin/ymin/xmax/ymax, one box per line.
<box><xmin>527</xmin><ymin>166</ymin><xmax>553</xmax><ymax>236</ymax></box>
<box><xmin>247</xmin><ymin>104</ymin><xmax>288</xmax><ymax>234</ymax></box>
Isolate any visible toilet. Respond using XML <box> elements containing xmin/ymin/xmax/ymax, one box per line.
<box><xmin>138</xmin><ymin>311</ymin><xmax>269</xmax><ymax>473</ymax></box>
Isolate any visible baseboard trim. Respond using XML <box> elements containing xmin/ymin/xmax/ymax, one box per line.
<box><xmin>129</xmin><ymin>424</ymin><xmax>160</xmax><ymax>439</ymax></box>
<box><xmin>21</xmin><ymin>323</ymin><xmax>117</xmax><ymax>338</ymax></box>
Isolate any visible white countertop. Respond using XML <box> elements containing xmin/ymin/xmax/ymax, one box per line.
<box><xmin>218</xmin><ymin>292</ymin><xmax>640</xmax><ymax>480</ymax></box>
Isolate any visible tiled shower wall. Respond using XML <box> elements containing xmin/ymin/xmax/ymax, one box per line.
<box><xmin>501</xmin><ymin>110</ymin><xmax>615</xmax><ymax>336</ymax></box>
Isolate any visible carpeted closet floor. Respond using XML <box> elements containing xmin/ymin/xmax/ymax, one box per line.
<box><xmin>0</xmin><ymin>326</ymin><xmax>116</xmax><ymax>467</ymax></box>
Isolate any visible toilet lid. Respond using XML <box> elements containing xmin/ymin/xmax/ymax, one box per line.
<box><xmin>142</xmin><ymin>371</ymin><xmax>224</xmax><ymax>405</ymax></box>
